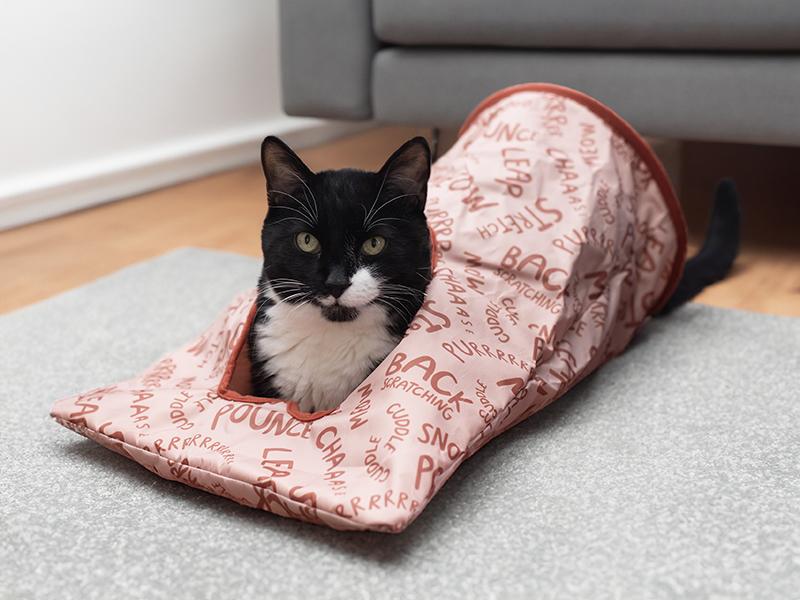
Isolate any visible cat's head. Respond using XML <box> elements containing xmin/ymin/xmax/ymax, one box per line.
<box><xmin>257</xmin><ymin>135</ymin><xmax>432</xmax><ymax>326</ymax></box>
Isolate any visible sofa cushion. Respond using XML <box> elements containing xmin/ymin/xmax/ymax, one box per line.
<box><xmin>373</xmin><ymin>48</ymin><xmax>800</xmax><ymax>146</ymax></box>
<box><xmin>374</xmin><ymin>0</ymin><xmax>800</xmax><ymax>50</ymax></box>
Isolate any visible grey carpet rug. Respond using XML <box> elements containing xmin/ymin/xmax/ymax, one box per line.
<box><xmin>1</xmin><ymin>248</ymin><xmax>798</xmax><ymax>600</ymax></box>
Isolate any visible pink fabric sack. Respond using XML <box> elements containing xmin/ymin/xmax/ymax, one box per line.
<box><xmin>51</xmin><ymin>83</ymin><xmax>687</xmax><ymax>532</ymax></box>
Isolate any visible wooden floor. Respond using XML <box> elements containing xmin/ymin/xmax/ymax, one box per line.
<box><xmin>1</xmin><ymin>127</ymin><xmax>799</xmax><ymax>316</ymax></box>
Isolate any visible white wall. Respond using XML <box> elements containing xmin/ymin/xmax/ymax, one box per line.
<box><xmin>0</xmin><ymin>0</ymin><xmax>360</xmax><ymax>229</ymax></box>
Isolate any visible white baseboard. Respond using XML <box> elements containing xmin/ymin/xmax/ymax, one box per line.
<box><xmin>0</xmin><ymin>117</ymin><xmax>372</xmax><ymax>230</ymax></box>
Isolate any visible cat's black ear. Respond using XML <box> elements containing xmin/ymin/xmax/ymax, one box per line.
<box><xmin>260</xmin><ymin>136</ymin><xmax>313</xmax><ymax>205</ymax></box>
<box><xmin>377</xmin><ymin>136</ymin><xmax>431</xmax><ymax>210</ymax></box>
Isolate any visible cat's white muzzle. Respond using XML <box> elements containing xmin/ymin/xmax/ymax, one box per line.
<box><xmin>324</xmin><ymin>267</ymin><xmax>381</xmax><ymax>309</ymax></box>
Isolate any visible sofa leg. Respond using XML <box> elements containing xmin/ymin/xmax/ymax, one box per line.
<box><xmin>431</xmin><ymin>127</ymin><xmax>440</xmax><ymax>162</ymax></box>
<box><xmin>646</xmin><ymin>137</ymin><xmax>683</xmax><ymax>192</ymax></box>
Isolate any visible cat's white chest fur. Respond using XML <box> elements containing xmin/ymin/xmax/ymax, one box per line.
<box><xmin>253</xmin><ymin>301</ymin><xmax>397</xmax><ymax>412</ymax></box>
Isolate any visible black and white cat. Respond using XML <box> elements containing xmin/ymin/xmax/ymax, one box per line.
<box><xmin>248</xmin><ymin>136</ymin><xmax>433</xmax><ymax>413</ymax></box>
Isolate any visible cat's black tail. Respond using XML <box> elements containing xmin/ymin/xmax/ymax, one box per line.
<box><xmin>657</xmin><ymin>179</ymin><xmax>741</xmax><ymax>315</ymax></box>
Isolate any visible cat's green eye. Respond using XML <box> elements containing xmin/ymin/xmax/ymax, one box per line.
<box><xmin>361</xmin><ymin>235</ymin><xmax>386</xmax><ymax>256</ymax></box>
<box><xmin>295</xmin><ymin>232</ymin><xmax>321</xmax><ymax>254</ymax></box>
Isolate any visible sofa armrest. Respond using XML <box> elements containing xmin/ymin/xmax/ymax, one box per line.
<box><xmin>279</xmin><ymin>0</ymin><xmax>376</xmax><ymax>120</ymax></box>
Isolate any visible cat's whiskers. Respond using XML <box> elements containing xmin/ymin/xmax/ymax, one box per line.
<box><xmin>376</xmin><ymin>294</ymin><xmax>416</xmax><ymax>321</ymax></box>
<box><xmin>269</xmin><ymin>189</ymin><xmax>316</xmax><ymax>222</ymax></box>
<box><xmin>363</xmin><ymin>164</ymin><xmax>392</xmax><ymax>229</ymax></box>
<box><xmin>377</xmin><ymin>301</ymin><xmax>414</xmax><ymax>322</ymax></box>
<box><xmin>270</xmin><ymin>217</ymin><xmax>313</xmax><ymax>227</ymax></box>
<box><xmin>364</xmin><ymin>193</ymin><xmax>417</xmax><ymax>230</ymax></box>
<box><xmin>269</xmin><ymin>206</ymin><xmax>315</xmax><ymax>228</ymax></box>
<box><xmin>268</xmin><ymin>188</ymin><xmax>313</xmax><ymax>214</ymax></box>
<box><xmin>415</xmin><ymin>267</ymin><xmax>434</xmax><ymax>282</ymax></box>
<box><xmin>284</xmin><ymin>297</ymin><xmax>315</xmax><ymax>318</ymax></box>
<box><xmin>271</xmin><ymin>291</ymin><xmax>311</xmax><ymax>308</ymax></box>
<box><xmin>254</xmin><ymin>292</ymin><xmax>282</xmax><ymax>314</ymax></box>
<box><xmin>375</xmin><ymin>280</ymin><xmax>427</xmax><ymax>321</ymax></box>
<box><xmin>268</xmin><ymin>190</ymin><xmax>317</xmax><ymax>226</ymax></box>
<box><xmin>365</xmin><ymin>216</ymin><xmax>406</xmax><ymax>230</ymax></box>
<box><xmin>268</xmin><ymin>277</ymin><xmax>307</xmax><ymax>287</ymax></box>
<box><xmin>382</xmin><ymin>283</ymin><xmax>425</xmax><ymax>295</ymax></box>
<box><xmin>290</xmin><ymin>172</ymin><xmax>319</xmax><ymax>221</ymax></box>
<box><xmin>257</xmin><ymin>279</ymin><xmax>313</xmax><ymax>313</ymax></box>
<box><xmin>263</xmin><ymin>281</ymin><xmax>304</xmax><ymax>296</ymax></box>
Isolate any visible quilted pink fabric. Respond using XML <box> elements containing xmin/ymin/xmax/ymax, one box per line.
<box><xmin>51</xmin><ymin>84</ymin><xmax>687</xmax><ymax>532</ymax></box>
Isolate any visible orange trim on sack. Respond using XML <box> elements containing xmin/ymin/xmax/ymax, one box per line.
<box><xmin>217</xmin><ymin>225</ymin><xmax>440</xmax><ymax>420</ymax></box>
<box><xmin>429</xmin><ymin>226</ymin><xmax>439</xmax><ymax>270</ymax></box>
<box><xmin>216</xmin><ymin>299</ymin><xmax>256</xmax><ymax>400</ymax></box>
<box><xmin>215</xmin><ymin>301</ymin><xmax>301</xmax><ymax>400</ymax></box>
<box><xmin>458</xmin><ymin>82</ymin><xmax>688</xmax><ymax>316</ymax></box>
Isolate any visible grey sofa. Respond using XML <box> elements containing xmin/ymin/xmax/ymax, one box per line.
<box><xmin>279</xmin><ymin>0</ymin><xmax>800</xmax><ymax>146</ymax></box>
